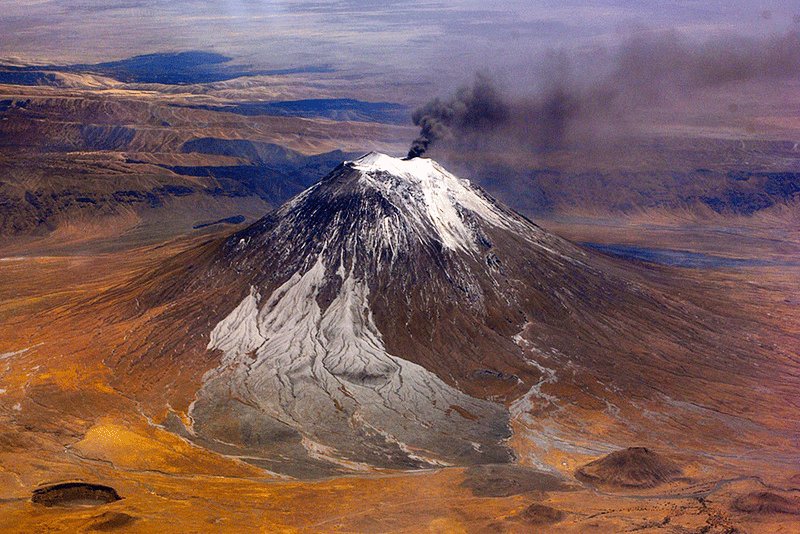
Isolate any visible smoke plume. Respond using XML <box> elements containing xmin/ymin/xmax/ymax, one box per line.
<box><xmin>408</xmin><ymin>30</ymin><xmax>800</xmax><ymax>158</ymax></box>
<box><xmin>407</xmin><ymin>74</ymin><xmax>509</xmax><ymax>158</ymax></box>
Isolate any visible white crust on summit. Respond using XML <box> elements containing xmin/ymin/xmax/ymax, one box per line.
<box><xmin>347</xmin><ymin>152</ymin><xmax>527</xmax><ymax>253</ymax></box>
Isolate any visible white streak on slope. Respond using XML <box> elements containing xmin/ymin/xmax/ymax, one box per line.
<box><xmin>197</xmin><ymin>257</ymin><xmax>501</xmax><ymax>467</ymax></box>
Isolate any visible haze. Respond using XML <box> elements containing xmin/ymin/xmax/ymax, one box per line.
<box><xmin>2</xmin><ymin>0</ymin><xmax>798</xmax><ymax>89</ymax></box>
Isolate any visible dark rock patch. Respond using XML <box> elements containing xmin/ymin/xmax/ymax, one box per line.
<box><xmin>461</xmin><ymin>464</ymin><xmax>570</xmax><ymax>497</ymax></box>
<box><xmin>87</xmin><ymin>512</ymin><xmax>136</xmax><ymax>531</ymax></box>
<box><xmin>575</xmin><ymin>447</ymin><xmax>681</xmax><ymax>488</ymax></box>
<box><xmin>732</xmin><ymin>491</ymin><xmax>800</xmax><ymax>515</ymax></box>
<box><xmin>515</xmin><ymin>503</ymin><xmax>565</xmax><ymax>525</ymax></box>
<box><xmin>193</xmin><ymin>214</ymin><xmax>246</xmax><ymax>229</ymax></box>
<box><xmin>31</xmin><ymin>482</ymin><xmax>121</xmax><ymax>507</ymax></box>
<box><xmin>471</xmin><ymin>369</ymin><xmax>519</xmax><ymax>383</ymax></box>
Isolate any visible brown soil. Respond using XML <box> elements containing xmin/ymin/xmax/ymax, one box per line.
<box><xmin>575</xmin><ymin>447</ymin><xmax>682</xmax><ymax>489</ymax></box>
<box><xmin>31</xmin><ymin>483</ymin><xmax>121</xmax><ymax>507</ymax></box>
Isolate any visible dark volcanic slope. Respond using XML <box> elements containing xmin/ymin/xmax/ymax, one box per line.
<box><xmin>95</xmin><ymin>152</ymin><xmax>792</xmax><ymax>479</ymax></box>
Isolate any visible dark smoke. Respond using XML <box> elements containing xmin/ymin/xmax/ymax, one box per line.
<box><xmin>408</xmin><ymin>30</ymin><xmax>800</xmax><ymax>158</ymax></box>
<box><xmin>407</xmin><ymin>74</ymin><xmax>509</xmax><ymax>158</ymax></box>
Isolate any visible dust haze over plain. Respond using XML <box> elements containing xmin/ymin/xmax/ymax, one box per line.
<box><xmin>408</xmin><ymin>29</ymin><xmax>800</xmax><ymax>158</ymax></box>
<box><xmin>1</xmin><ymin>1</ymin><xmax>798</xmax><ymax>85</ymax></box>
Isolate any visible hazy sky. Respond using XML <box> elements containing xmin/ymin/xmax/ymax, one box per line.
<box><xmin>1</xmin><ymin>0</ymin><xmax>797</xmax><ymax>88</ymax></box>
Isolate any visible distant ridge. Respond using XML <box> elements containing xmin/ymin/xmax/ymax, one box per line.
<box><xmin>179</xmin><ymin>98</ymin><xmax>409</xmax><ymax>125</ymax></box>
<box><xmin>0</xmin><ymin>51</ymin><xmax>333</xmax><ymax>85</ymax></box>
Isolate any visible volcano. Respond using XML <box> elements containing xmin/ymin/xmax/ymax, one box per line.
<box><xmin>106</xmin><ymin>152</ymin><xmax>783</xmax><ymax>478</ymax></box>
